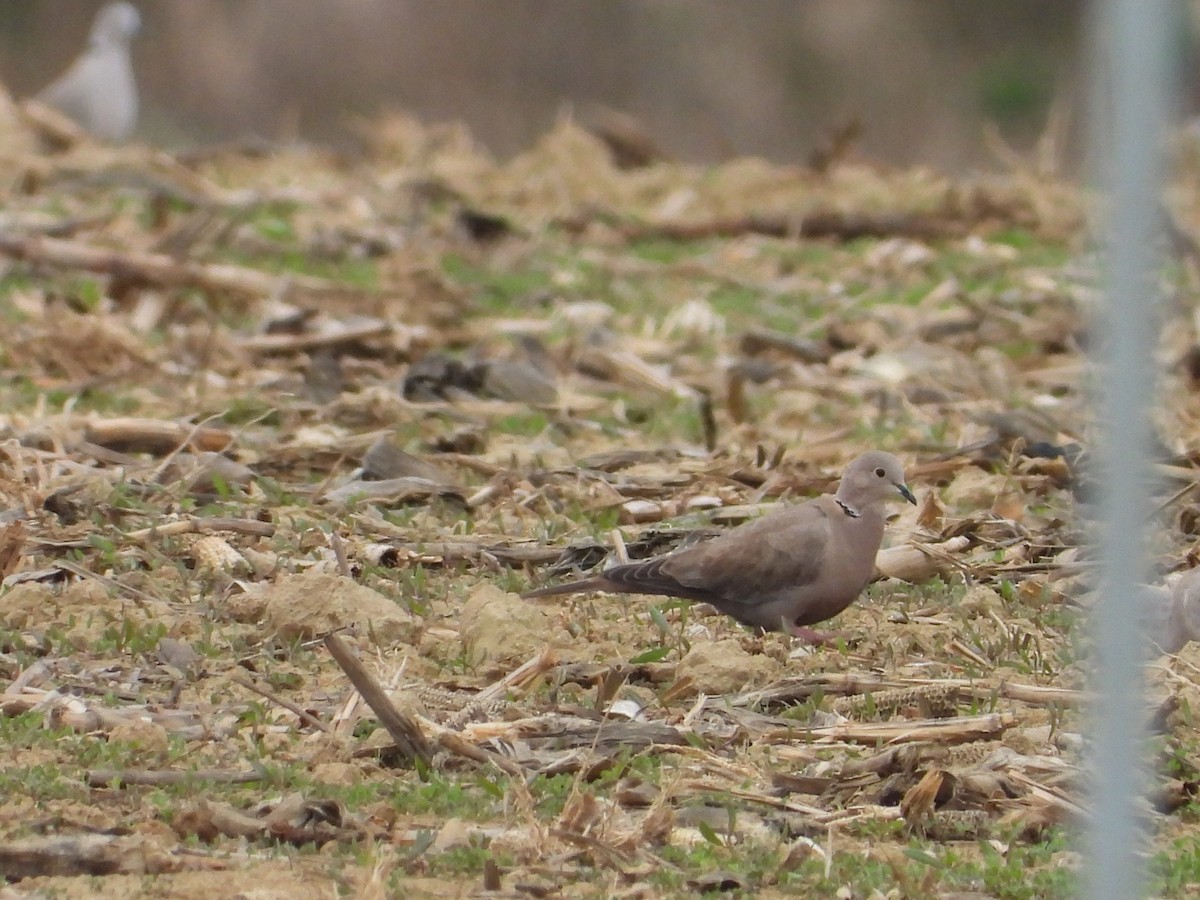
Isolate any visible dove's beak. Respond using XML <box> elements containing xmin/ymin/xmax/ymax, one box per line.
<box><xmin>897</xmin><ymin>483</ymin><xmax>917</xmax><ymax>505</ymax></box>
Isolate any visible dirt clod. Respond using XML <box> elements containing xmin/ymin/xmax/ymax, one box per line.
<box><xmin>264</xmin><ymin>571</ymin><xmax>421</xmax><ymax>646</ymax></box>
<box><xmin>459</xmin><ymin>584</ymin><xmax>559</xmax><ymax>668</ymax></box>
<box><xmin>674</xmin><ymin>637</ymin><xmax>782</xmax><ymax>695</ymax></box>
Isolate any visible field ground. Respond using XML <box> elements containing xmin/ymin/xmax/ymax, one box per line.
<box><xmin>2</xmin><ymin>107</ymin><xmax>1200</xmax><ymax>897</ymax></box>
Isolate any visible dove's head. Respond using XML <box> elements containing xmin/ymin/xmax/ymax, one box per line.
<box><xmin>91</xmin><ymin>2</ymin><xmax>141</xmax><ymax>47</ymax></box>
<box><xmin>836</xmin><ymin>451</ymin><xmax>916</xmax><ymax>511</ymax></box>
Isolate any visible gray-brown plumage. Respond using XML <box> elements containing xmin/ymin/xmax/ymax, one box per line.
<box><xmin>523</xmin><ymin>451</ymin><xmax>916</xmax><ymax>641</ymax></box>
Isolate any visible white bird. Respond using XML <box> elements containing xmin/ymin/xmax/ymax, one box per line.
<box><xmin>37</xmin><ymin>2</ymin><xmax>141</xmax><ymax>141</ymax></box>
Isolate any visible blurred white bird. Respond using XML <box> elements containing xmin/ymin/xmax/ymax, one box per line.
<box><xmin>37</xmin><ymin>2</ymin><xmax>140</xmax><ymax>141</ymax></box>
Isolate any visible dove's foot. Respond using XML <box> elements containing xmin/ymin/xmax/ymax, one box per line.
<box><xmin>788</xmin><ymin>625</ymin><xmax>849</xmax><ymax>645</ymax></box>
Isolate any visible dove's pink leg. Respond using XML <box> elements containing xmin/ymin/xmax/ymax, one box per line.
<box><xmin>789</xmin><ymin>625</ymin><xmax>849</xmax><ymax>645</ymax></box>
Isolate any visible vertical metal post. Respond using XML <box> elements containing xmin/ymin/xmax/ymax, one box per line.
<box><xmin>1087</xmin><ymin>1</ymin><xmax>1173</xmax><ymax>898</ymax></box>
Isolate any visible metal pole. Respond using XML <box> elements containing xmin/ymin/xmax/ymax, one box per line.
<box><xmin>1087</xmin><ymin>1</ymin><xmax>1174</xmax><ymax>897</ymax></box>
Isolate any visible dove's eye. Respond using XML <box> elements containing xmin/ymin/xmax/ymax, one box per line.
<box><xmin>874</xmin><ymin>467</ymin><xmax>886</xmax><ymax>478</ymax></box>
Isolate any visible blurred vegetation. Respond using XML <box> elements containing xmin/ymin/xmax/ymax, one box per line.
<box><xmin>0</xmin><ymin>0</ymin><xmax>1102</xmax><ymax>171</ymax></box>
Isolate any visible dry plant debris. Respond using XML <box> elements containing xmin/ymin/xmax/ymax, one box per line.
<box><xmin>0</xmin><ymin>97</ymin><xmax>1200</xmax><ymax>897</ymax></box>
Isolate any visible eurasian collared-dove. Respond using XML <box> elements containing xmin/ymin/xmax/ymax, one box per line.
<box><xmin>524</xmin><ymin>451</ymin><xmax>916</xmax><ymax>641</ymax></box>
<box><xmin>36</xmin><ymin>2</ymin><xmax>140</xmax><ymax>141</ymax></box>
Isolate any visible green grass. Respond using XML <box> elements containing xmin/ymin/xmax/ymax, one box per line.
<box><xmin>628</xmin><ymin>237</ymin><xmax>713</xmax><ymax>265</ymax></box>
<box><xmin>440</xmin><ymin>252</ymin><xmax>555</xmax><ymax>312</ymax></box>
<box><xmin>493</xmin><ymin>411</ymin><xmax>551</xmax><ymax>437</ymax></box>
<box><xmin>221</xmin><ymin>395</ymin><xmax>282</xmax><ymax>427</ymax></box>
<box><xmin>0</xmin><ymin>377</ymin><xmax>147</xmax><ymax>417</ymax></box>
<box><xmin>92</xmin><ymin>617</ymin><xmax>169</xmax><ymax>656</ymax></box>
<box><xmin>1155</xmin><ymin>833</ymin><xmax>1200</xmax><ymax>894</ymax></box>
<box><xmin>259</xmin><ymin>252</ymin><xmax>379</xmax><ymax>287</ymax></box>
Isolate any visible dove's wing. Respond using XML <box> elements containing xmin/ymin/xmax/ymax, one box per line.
<box><xmin>662</xmin><ymin>501</ymin><xmax>830</xmax><ymax>607</ymax></box>
<box><xmin>595</xmin><ymin>502</ymin><xmax>830</xmax><ymax>616</ymax></box>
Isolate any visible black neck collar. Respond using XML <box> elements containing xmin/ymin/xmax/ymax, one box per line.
<box><xmin>836</xmin><ymin>499</ymin><xmax>860</xmax><ymax>518</ymax></box>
